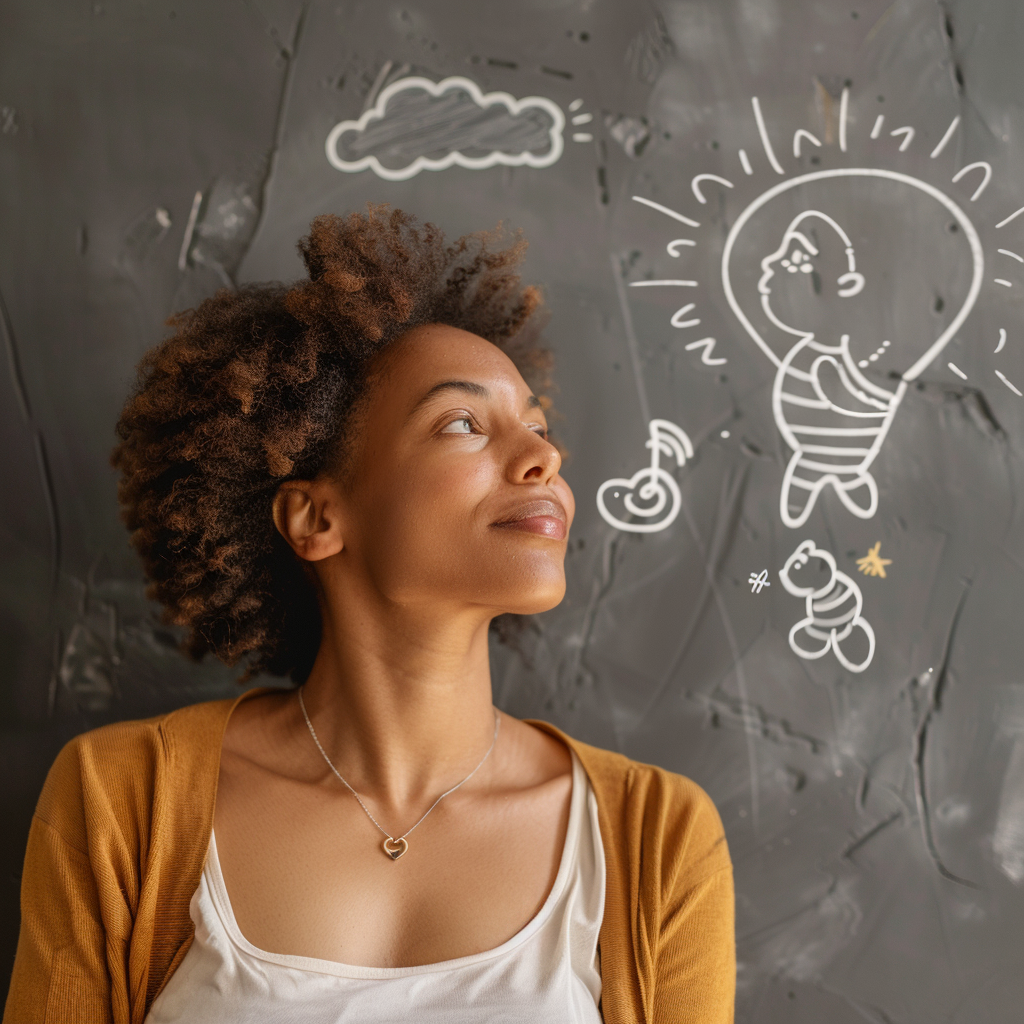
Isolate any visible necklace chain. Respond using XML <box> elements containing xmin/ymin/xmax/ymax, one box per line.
<box><xmin>297</xmin><ymin>687</ymin><xmax>500</xmax><ymax>852</ymax></box>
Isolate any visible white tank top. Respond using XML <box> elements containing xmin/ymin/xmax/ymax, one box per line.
<box><xmin>146</xmin><ymin>748</ymin><xmax>605</xmax><ymax>1023</ymax></box>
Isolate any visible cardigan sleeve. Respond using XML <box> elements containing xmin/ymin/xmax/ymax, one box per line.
<box><xmin>3</xmin><ymin>729</ymin><xmax>144</xmax><ymax>1024</ymax></box>
<box><xmin>3</xmin><ymin>815</ymin><xmax>115</xmax><ymax>1024</ymax></box>
<box><xmin>651</xmin><ymin>779</ymin><xmax>735</xmax><ymax>1024</ymax></box>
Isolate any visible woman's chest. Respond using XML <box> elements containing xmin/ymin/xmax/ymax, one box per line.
<box><xmin>213</xmin><ymin>765</ymin><xmax>574</xmax><ymax>967</ymax></box>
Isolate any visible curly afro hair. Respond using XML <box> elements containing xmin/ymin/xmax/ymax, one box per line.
<box><xmin>112</xmin><ymin>206</ymin><xmax>554</xmax><ymax>682</ymax></box>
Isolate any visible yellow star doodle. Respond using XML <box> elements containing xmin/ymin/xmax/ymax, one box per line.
<box><xmin>856</xmin><ymin>542</ymin><xmax>892</xmax><ymax>578</ymax></box>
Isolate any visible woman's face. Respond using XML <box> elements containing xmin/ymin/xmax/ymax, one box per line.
<box><xmin>323</xmin><ymin>323</ymin><xmax>574</xmax><ymax>620</ymax></box>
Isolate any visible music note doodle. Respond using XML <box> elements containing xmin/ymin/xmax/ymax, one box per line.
<box><xmin>596</xmin><ymin>419</ymin><xmax>694</xmax><ymax>533</ymax></box>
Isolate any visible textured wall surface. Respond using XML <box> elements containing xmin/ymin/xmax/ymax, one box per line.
<box><xmin>3</xmin><ymin>1</ymin><xmax>1024</xmax><ymax>1019</ymax></box>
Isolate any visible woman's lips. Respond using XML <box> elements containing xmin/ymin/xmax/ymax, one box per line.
<box><xmin>491</xmin><ymin>498</ymin><xmax>567</xmax><ymax>540</ymax></box>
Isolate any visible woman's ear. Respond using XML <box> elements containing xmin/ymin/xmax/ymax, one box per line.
<box><xmin>272</xmin><ymin>480</ymin><xmax>344</xmax><ymax>562</ymax></box>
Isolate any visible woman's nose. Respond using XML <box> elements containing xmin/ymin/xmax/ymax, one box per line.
<box><xmin>512</xmin><ymin>429</ymin><xmax>561</xmax><ymax>482</ymax></box>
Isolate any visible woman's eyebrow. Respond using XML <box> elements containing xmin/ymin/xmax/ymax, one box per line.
<box><xmin>407</xmin><ymin>378</ymin><xmax>487</xmax><ymax>413</ymax></box>
<box><xmin>408</xmin><ymin>379</ymin><xmax>541</xmax><ymax>417</ymax></box>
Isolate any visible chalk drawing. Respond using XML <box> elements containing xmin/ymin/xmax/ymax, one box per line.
<box><xmin>856</xmin><ymin>542</ymin><xmax>892</xmax><ymax>578</ymax></box>
<box><xmin>995</xmin><ymin>329</ymin><xmax>1007</xmax><ymax>354</ymax></box>
<box><xmin>569</xmin><ymin>98</ymin><xmax>584</xmax><ymax>112</ymax></box>
<box><xmin>739</xmin><ymin>149</ymin><xmax>754</xmax><ymax>175</ymax></box>
<box><xmin>685</xmin><ymin>337</ymin><xmax>727</xmax><ymax>365</ymax></box>
<box><xmin>952</xmin><ymin>162</ymin><xmax>993</xmax><ymax>202</ymax></box>
<box><xmin>571</xmin><ymin>112</ymin><xmax>593</xmax><ymax>126</ymax></box>
<box><xmin>930</xmin><ymin>116</ymin><xmax>961</xmax><ymax>158</ymax></box>
<box><xmin>890</xmin><ymin>126</ymin><xmax>915</xmax><ymax>152</ymax></box>
<box><xmin>996</xmin><ymin>370</ymin><xmax>1023</xmax><ymax>396</ymax></box>
<box><xmin>670</xmin><ymin>303</ymin><xmax>700</xmax><ymax>328</ymax></box>
<box><xmin>780</xmin><ymin>540</ymin><xmax>876</xmax><ymax>673</ymax></box>
<box><xmin>721</xmin><ymin>168</ymin><xmax>984</xmax><ymax>526</ymax></box>
<box><xmin>839</xmin><ymin>86</ymin><xmax>850</xmax><ymax>153</ymax></box>
<box><xmin>629</xmin><ymin>279</ymin><xmax>698</xmax><ymax>288</ymax></box>
<box><xmin>596</xmin><ymin>419</ymin><xmax>694</xmax><ymax>533</ymax></box>
<box><xmin>573</xmin><ymin>133</ymin><xmax>593</xmax><ymax>143</ymax></box>
<box><xmin>751</xmin><ymin>96</ymin><xmax>785</xmax><ymax>175</ymax></box>
<box><xmin>325</xmin><ymin>76</ymin><xmax>564</xmax><ymax>180</ymax></box>
<box><xmin>948</xmin><ymin>362</ymin><xmax>968</xmax><ymax>380</ymax></box>
<box><xmin>998</xmin><ymin>249</ymin><xmax>1024</xmax><ymax>263</ymax></box>
<box><xmin>748</xmin><ymin>569</ymin><xmax>771</xmax><ymax>593</ymax></box>
<box><xmin>995</xmin><ymin>279</ymin><xmax>1013</xmax><ymax>288</ymax></box>
<box><xmin>870</xmin><ymin>115</ymin><xmax>885</xmax><ymax>140</ymax></box>
<box><xmin>692</xmin><ymin>173</ymin><xmax>734</xmax><ymax>204</ymax></box>
<box><xmin>996</xmin><ymin>206</ymin><xmax>1024</xmax><ymax>229</ymax></box>
<box><xmin>667</xmin><ymin>239</ymin><xmax>696</xmax><ymax>256</ymax></box>
<box><xmin>793</xmin><ymin>129</ymin><xmax>822</xmax><ymax>158</ymax></box>
<box><xmin>632</xmin><ymin>195</ymin><xmax>701</xmax><ymax>228</ymax></box>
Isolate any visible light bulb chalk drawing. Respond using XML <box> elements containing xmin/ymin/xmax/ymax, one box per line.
<box><xmin>325</xmin><ymin>76</ymin><xmax>564</xmax><ymax>181</ymax></box>
<box><xmin>596</xmin><ymin>419</ymin><xmax>694</xmax><ymax>533</ymax></box>
<box><xmin>780</xmin><ymin>540</ymin><xmax>876</xmax><ymax>673</ymax></box>
<box><xmin>721</xmin><ymin>168</ymin><xmax>984</xmax><ymax>528</ymax></box>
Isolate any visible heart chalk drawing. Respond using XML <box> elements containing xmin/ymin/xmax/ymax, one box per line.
<box><xmin>596</xmin><ymin>419</ymin><xmax>694</xmax><ymax>533</ymax></box>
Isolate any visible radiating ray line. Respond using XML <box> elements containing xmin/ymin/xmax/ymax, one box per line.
<box><xmin>685</xmin><ymin>337</ymin><xmax>727</xmax><ymax>365</ymax></box>
<box><xmin>995</xmin><ymin>278</ymin><xmax>1013</xmax><ymax>287</ymax></box>
<box><xmin>996</xmin><ymin>206</ymin><xmax>1024</xmax><ymax>229</ymax></box>
<box><xmin>572</xmin><ymin>132</ymin><xmax>593</xmax><ymax>142</ymax></box>
<box><xmin>667</xmin><ymin>239</ymin><xmax>695</xmax><ymax>256</ymax></box>
<box><xmin>948</xmin><ymin>362</ymin><xmax>968</xmax><ymax>380</ymax></box>
<box><xmin>571</xmin><ymin>112</ymin><xmax>593</xmax><ymax>125</ymax></box>
<box><xmin>998</xmin><ymin>249</ymin><xmax>1024</xmax><ymax>262</ymax></box>
<box><xmin>568</xmin><ymin>98</ymin><xmax>584</xmax><ymax>112</ymax></box>
<box><xmin>793</xmin><ymin>128</ymin><xmax>821</xmax><ymax>157</ymax></box>
<box><xmin>738</xmin><ymin>148</ymin><xmax>753</xmax><ymax>175</ymax></box>
<box><xmin>996</xmin><ymin>370</ymin><xmax>1023</xmax><ymax>396</ymax></box>
<box><xmin>631</xmin><ymin>195</ymin><xmax>701</xmax><ymax>228</ymax></box>
<box><xmin>995</xmin><ymin>328</ymin><xmax>1007</xmax><ymax>353</ymax></box>
<box><xmin>930</xmin><ymin>115</ymin><xmax>961</xmax><ymax>158</ymax></box>
<box><xmin>839</xmin><ymin>86</ymin><xmax>850</xmax><ymax>152</ymax></box>
<box><xmin>870</xmin><ymin>114</ymin><xmax>885</xmax><ymax>139</ymax></box>
<box><xmin>952</xmin><ymin>161</ymin><xmax>992</xmax><ymax>201</ymax></box>
<box><xmin>670</xmin><ymin>303</ymin><xmax>700</xmax><ymax>328</ymax></box>
<box><xmin>629</xmin><ymin>279</ymin><xmax>699</xmax><ymax>287</ymax></box>
<box><xmin>891</xmin><ymin>126</ymin><xmax>915</xmax><ymax>152</ymax></box>
<box><xmin>751</xmin><ymin>96</ymin><xmax>784</xmax><ymax>174</ymax></box>
<box><xmin>692</xmin><ymin>173</ymin><xmax>734</xmax><ymax>203</ymax></box>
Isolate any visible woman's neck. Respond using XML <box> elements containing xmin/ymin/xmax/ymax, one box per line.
<box><xmin>297</xmin><ymin>600</ymin><xmax>500</xmax><ymax>810</ymax></box>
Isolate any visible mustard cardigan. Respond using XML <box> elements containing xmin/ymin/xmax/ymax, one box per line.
<box><xmin>4</xmin><ymin>688</ymin><xmax>735</xmax><ymax>1023</ymax></box>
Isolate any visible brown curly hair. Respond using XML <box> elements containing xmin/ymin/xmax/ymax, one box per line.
<box><xmin>112</xmin><ymin>206</ymin><xmax>554</xmax><ymax>682</ymax></box>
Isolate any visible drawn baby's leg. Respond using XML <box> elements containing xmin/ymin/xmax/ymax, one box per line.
<box><xmin>780</xmin><ymin>451</ymin><xmax>830</xmax><ymax>529</ymax></box>
<box><xmin>834</xmin><ymin>472</ymin><xmax>879</xmax><ymax>520</ymax></box>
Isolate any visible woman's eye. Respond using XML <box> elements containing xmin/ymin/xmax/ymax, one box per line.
<box><xmin>441</xmin><ymin>416</ymin><xmax>474</xmax><ymax>434</ymax></box>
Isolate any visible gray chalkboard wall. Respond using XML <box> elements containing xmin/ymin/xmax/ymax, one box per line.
<box><xmin>3</xmin><ymin>1</ymin><xmax>1024</xmax><ymax>1019</ymax></box>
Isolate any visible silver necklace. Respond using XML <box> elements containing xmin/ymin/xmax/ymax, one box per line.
<box><xmin>297</xmin><ymin>687</ymin><xmax>501</xmax><ymax>861</ymax></box>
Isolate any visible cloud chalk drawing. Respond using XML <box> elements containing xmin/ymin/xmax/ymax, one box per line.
<box><xmin>325</xmin><ymin>76</ymin><xmax>565</xmax><ymax>181</ymax></box>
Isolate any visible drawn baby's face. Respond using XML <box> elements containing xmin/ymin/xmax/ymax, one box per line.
<box><xmin>779</xmin><ymin>540</ymin><xmax>837</xmax><ymax>599</ymax></box>
<box><xmin>758</xmin><ymin>212</ymin><xmax>866</xmax><ymax>337</ymax></box>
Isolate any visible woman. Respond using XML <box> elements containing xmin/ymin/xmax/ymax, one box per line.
<box><xmin>5</xmin><ymin>208</ymin><xmax>734</xmax><ymax>1023</ymax></box>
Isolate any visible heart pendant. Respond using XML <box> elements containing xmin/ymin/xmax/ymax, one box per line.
<box><xmin>382</xmin><ymin>836</ymin><xmax>408</xmax><ymax>861</ymax></box>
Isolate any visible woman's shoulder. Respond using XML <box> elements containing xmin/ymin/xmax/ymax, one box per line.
<box><xmin>34</xmin><ymin>694</ymin><xmax>243</xmax><ymax>846</ymax></box>
<box><xmin>525</xmin><ymin>718</ymin><xmax>731</xmax><ymax>884</ymax></box>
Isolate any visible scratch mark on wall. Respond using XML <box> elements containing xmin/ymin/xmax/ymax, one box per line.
<box><xmin>611</xmin><ymin>253</ymin><xmax>652</xmax><ymax>425</ymax></box>
<box><xmin>0</xmin><ymin>285</ymin><xmax>32</xmax><ymax>422</ymax></box>
<box><xmin>911</xmin><ymin>583</ymin><xmax>979</xmax><ymax>888</ymax></box>
<box><xmin>842</xmin><ymin>809</ymin><xmax>903</xmax><ymax>860</ymax></box>
<box><xmin>0</xmin><ymin>285</ymin><xmax>60</xmax><ymax>591</ymax></box>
